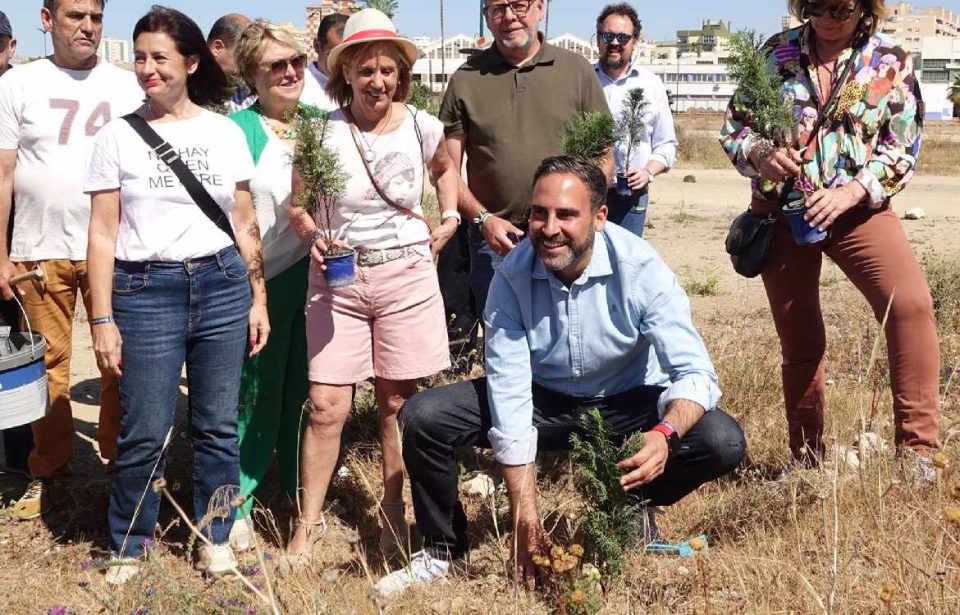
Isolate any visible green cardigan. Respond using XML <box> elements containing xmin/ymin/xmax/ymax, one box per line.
<box><xmin>229</xmin><ymin>102</ymin><xmax>322</xmax><ymax>166</ymax></box>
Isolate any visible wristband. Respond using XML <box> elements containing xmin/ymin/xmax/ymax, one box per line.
<box><xmin>309</xmin><ymin>230</ymin><xmax>324</xmax><ymax>246</ymax></box>
<box><xmin>90</xmin><ymin>316</ymin><xmax>115</xmax><ymax>326</ymax></box>
<box><xmin>473</xmin><ymin>210</ymin><xmax>494</xmax><ymax>227</ymax></box>
<box><xmin>441</xmin><ymin>211</ymin><xmax>462</xmax><ymax>226</ymax></box>
<box><xmin>644</xmin><ymin>168</ymin><xmax>656</xmax><ymax>184</ymax></box>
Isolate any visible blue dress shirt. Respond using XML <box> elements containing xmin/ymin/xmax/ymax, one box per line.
<box><xmin>483</xmin><ymin>223</ymin><xmax>721</xmax><ymax>465</ymax></box>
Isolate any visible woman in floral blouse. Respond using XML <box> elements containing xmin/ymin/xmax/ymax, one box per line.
<box><xmin>719</xmin><ymin>0</ymin><xmax>940</xmax><ymax>471</ymax></box>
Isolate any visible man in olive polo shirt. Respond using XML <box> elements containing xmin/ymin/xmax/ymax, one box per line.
<box><xmin>439</xmin><ymin>0</ymin><xmax>611</xmax><ymax>312</ymax></box>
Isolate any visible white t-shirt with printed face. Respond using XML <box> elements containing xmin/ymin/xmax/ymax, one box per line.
<box><xmin>0</xmin><ymin>59</ymin><xmax>143</xmax><ymax>261</ymax></box>
<box><xmin>83</xmin><ymin>109</ymin><xmax>255</xmax><ymax>262</ymax></box>
<box><xmin>325</xmin><ymin>105</ymin><xmax>442</xmax><ymax>252</ymax></box>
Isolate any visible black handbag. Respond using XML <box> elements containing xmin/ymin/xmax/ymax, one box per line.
<box><xmin>725</xmin><ymin>210</ymin><xmax>776</xmax><ymax>278</ymax></box>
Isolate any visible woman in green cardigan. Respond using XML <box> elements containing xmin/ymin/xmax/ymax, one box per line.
<box><xmin>227</xmin><ymin>21</ymin><xmax>314</xmax><ymax>551</ymax></box>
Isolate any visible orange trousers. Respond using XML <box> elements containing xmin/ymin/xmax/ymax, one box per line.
<box><xmin>756</xmin><ymin>202</ymin><xmax>941</xmax><ymax>461</ymax></box>
<box><xmin>15</xmin><ymin>259</ymin><xmax>120</xmax><ymax>477</ymax></box>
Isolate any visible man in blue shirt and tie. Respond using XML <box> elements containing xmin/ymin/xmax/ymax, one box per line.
<box><xmin>376</xmin><ymin>155</ymin><xmax>745</xmax><ymax>597</ymax></box>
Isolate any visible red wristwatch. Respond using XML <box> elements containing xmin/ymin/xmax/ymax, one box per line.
<box><xmin>652</xmin><ymin>421</ymin><xmax>681</xmax><ymax>457</ymax></box>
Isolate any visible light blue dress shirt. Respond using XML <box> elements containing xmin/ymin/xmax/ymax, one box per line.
<box><xmin>595</xmin><ymin>62</ymin><xmax>679</xmax><ymax>177</ymax></box>
<box><xmin>483</xmin><ymin>223</ymin><xmax>720</xmax><ymax>466</ymax></box>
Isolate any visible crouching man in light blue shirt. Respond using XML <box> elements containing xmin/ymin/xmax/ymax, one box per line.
<box><xmin>375</xmin><ymin>155</ymin><xmax>746</xmax><ymax>597</ymax></box>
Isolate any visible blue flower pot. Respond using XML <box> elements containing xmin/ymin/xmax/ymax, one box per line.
<box><xmin>323</xmin><ymin>249</ymin><xmax>356</xmax><ymax>289</ymax></box>
<box><xmin>783</xmin><ymin>207</ymin><xmax>827</xmax><ymax>246</ymax></box>
<box><xmin>616</xmin><ymin>173</ymin><xmax>632</xmax><ymax>197</ymax></box>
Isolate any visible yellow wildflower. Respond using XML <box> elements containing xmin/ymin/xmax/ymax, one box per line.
<box><xmin>569</xmin><ymin>544</ymin><xmax>584</xmax><ymax>558</ymax></box>
<box><xmin>689</xmin><ymin>537</ymin><xmax>707</xmax><ymax>552</ymax></box>
<box><xmin>932</xmin><ymin>452</ymin><xmax>949</xmax><ymax>470</ymax></box>
<box><xmin>880</xmin><ymin>581</ymin><xmax>898</xmax><ymax>603</ymax></box>
<box><xmin>569</xmin><ymin>589</ymin><xmax>586</xmax><ymax>606</ymax></box>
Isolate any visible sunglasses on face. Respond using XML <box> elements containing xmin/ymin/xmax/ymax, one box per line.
<box><xmin>483</xmin><ymin>0</ymin><xmax>534</xmax><ymax>21</ymax></box>
<box><xmin>599</xmin><ymin>32</ymin><xmax>633</xmax><ymax>46</ymax></box>
<box><xmin>264</xmin><ymin>54</ymin><xmax>306</xmax><ymax>77</ymax></box>
<box><xmin>806</xmin><ymin>0</ymin><xmax>859</xmax><ymax>20</ymax></box>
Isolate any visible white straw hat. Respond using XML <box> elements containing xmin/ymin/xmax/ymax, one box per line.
<box><xmin>326</xmin><ymin>9</ymin><xmax>419</xmax><ymax>74</ymax></box>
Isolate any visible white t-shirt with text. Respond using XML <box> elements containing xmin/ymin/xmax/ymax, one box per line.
<box><xmin>0</xmin><ymin>59</ymin><xmax>143</xmax><ymax>260</ymax></box>
<box><xmin>325</xmin><ymin>105</ymin><xmax>442</xmax><ymax>252</ymax></box>
<box><xmin>83</xmin><ymin>109</ymin><xmax>255</xmax><ymax>262</ymax></box>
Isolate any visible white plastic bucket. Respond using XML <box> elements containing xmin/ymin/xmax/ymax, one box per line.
<box><xmin>0</xmin><ymin>299</ymin><xmax>49</xmax><ymax>430</ymax></box>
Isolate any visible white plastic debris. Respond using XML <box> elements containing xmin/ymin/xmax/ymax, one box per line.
<box><xmin>855</xmin><ymin>431</ymin><xmax>888</xmax><ymax>459</ymax></box>
<box><xmin>903</xmin><ymin>208</ymin><xmax>925</xmax><ymax>220</ymax></box>
<box><xmin>462</xmin><ymin>473</ymin><xmax>496</xmax><ymax>498</ymax></box>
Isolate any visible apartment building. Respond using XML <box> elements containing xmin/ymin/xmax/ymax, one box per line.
<box><xmin>96</xmin><ymin>37</ymin><xmax>132</xmax><ymax>65</ymax></box>
<box><xmin>882</xmin><ymin>2</ymin><xmax>959</xmax><ymax>53</ymax></box>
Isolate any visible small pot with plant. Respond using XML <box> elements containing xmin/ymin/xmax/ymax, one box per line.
<box><xmin>727</xmin><ymin>30</ymin><xmax>826</xmax><ymax>245</ymax></box>
<box><xmin>614</xmin><ymin>88</ymin><xmax>648</xmax><ymax>197</ymax></box>
<box><xmin>562</xmin><ymin>110</ymin><xmax>617</xmax><ymax>168</ymax></box>
<box><xmin>292</xmin><ymin>106</ymin><xmax>353</xmax><ymax>287</ymax></box>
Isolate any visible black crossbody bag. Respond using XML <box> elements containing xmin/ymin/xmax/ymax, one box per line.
<box><xmin>725</xmin><ymin>37</ymin><xmax>861</xmax><ymax>278</ymax></box>
<box><xmin>121</xmin><ymin>113</ymin><xmax>237</xmax><ymax>244</ymax></box>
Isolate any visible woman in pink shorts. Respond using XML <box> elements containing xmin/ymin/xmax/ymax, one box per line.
<box><xmin>287</xmin><ymin>9</ymin><xmax>460</xmax><ymax>560</ymax></box>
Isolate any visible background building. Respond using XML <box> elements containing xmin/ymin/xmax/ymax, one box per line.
<box><xmin>676</xmin><ymin>20</ymin><xmax>732</xmax><ymax>55</ymax></box>
<box><xmin>96</xmin><ymin>37</ymin><xmax>132</xmax><ymax>65</ymax></box>
<box><xmin>305</xmin><ymin>1</ymin><xmax>358</xmax><ymax>59</ymax></box>
<box><xmin>919</xmin><ymin>36</ymin><xmax>960</xmax><ymax>119</ymax></box>
<box><xmin>882</xmin><ymin>2</ymin><xmax>959</xmax><ymax>53</ymax></box>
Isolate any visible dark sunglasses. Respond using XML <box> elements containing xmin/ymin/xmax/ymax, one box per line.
<box><xmin>806</xmin><ymin>1</ymin><xmax>859</xmax><ymax>20</ymax></box>
<box><xmin>483</xmin><ymin>0</ymin><xmax>534</xmax><ymax>21</ymax></box>
<box><xmin>265</xmin><ymin>54</ymin><xmax>306</xmax><ymax>77</ymax></box>
<box><xmin>599</xmin><ymin>32</ymin><xmax>633</xmax><ymax>46</ymax></box>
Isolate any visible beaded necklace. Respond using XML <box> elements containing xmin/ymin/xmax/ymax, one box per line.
<box><xmin>254</xmin><ymin>103</ymin><xmax>298</xmax><ymax>140</ymax></box>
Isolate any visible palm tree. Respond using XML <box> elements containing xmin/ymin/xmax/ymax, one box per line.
<box><xmin>362</xmin><ymin>0</ymin><xmax>399</xmax><ymax>18</ymax></box>
<box><xmin>950</xmin><ymin>75</ymin><xmax>960</xmax><ymax>118</ymax></box>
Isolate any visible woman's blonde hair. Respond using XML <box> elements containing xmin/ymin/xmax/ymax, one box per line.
<box><xmin>788</xmin><ymin>0</ymin><xmax>885</xmax><ymax>36</ymax></box>
<box><xmin>234</xmin><ymin>20</ymin><xmax>305</xmax><ymax>91</ymax></box>
<box><xmin>326</xmin><ymin>41</ymin><xmax>412</xmax><ymax>109</ymax></box>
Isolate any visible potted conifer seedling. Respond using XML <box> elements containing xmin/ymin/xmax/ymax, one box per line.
<box><xmin>614</xmin><ymin>88</ymin><xmax>648</xmax><ymax>197</ymax></box>
<box><xmin>727</xmin><ymin>30</ymin><xmax>824</xmax><ymax>244</ymax></box>
<box><xmin>562</xmin><ymin>110</ymin><xmax>617</xmax><ymax>166</ymax></box>
<box><xmin>292</xmin><ymin>106</ymin><xmax>353</xmax><ymax>287</ymax></box>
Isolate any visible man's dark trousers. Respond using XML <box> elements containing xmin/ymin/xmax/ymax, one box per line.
<box><xmin>401</xmin><ymin>378</ymin><xmax>747</xmax><ymax>557</ymax></box>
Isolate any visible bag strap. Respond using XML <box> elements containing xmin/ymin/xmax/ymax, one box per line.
<box><xmin>345</xmin><ymin>107</ymin><xmax>433</xmax><ymax>233</ymax></box>
<box><xmin>121</xmin><ymin>113</ymin><xmax>237</xmax><ymax>244</ymax></box>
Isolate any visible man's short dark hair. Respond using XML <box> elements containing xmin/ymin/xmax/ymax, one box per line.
<box><xmin>317</xmin><ymin>13</ymin><xmax>348</xmax><ymax>50</ymax></box>
<box><xmin>596</xmin><ymin>3</ymin><xmax>642</xmax><ymax>38</ymax></box>
<box><xmin>43</xmin><ymin>0</ymin><xmax>108</xmax><ymax>12</ymax></box>
<box><xmin>207</xmin><ymin>13</ymin><xmax>249</xmax><ymax>48</ymax></box>
<box><xmin>533</xmin><ymin>156</ymin><xmax>607</xmax><ymax>212</ymax></box>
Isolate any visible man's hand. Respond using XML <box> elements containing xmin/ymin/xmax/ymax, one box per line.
<box><xmin>513</xmin><ymin>514</ymin><xmax>553</xmax><ymax>591</ymax></box>
<box><xmin>481</xmin><ymin>215</ymin><xmax>524</xmax><ymax>257</ymax></box>
<box><xmin>755</xmin><ymin>147</ymin><xmax>802</xmax><ymax>184</ymax></box>
<box><xmin>625</xmin><ymin>168</ymin><xmax>653</xmax><ymax>191</ymax></box>
<box><xmin>617</xmin><ymin>430</ymin><xmax>669</xmax><ymax>492</ymax></box>
<box><xmin>0</xmin><ymin>258</ymin><xmax>17</xmax><ymax>301</ymax></box>
<box><xmin>804</xmin><ymin>182</ymin><xmax>865</xmax><ymax>232</ymax></box>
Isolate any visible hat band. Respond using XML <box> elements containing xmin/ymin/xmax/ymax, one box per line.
<box><xmin>342</xmin><ymin>29</ymin><xmax>402</xmax><ymax>45</ymax></box>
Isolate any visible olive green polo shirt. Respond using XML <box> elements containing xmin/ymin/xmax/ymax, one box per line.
<box><xmin>439</xmin><ymin>37</ymin><xmax>610</xmax><ymax>226</ymax></box>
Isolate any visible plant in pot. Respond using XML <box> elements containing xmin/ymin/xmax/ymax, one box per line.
<box><xmin>613</xmin><ymin>88</ymin><xmax>648</xmax><ymax>197</ymax></box>
<box><xmin>727</xmin><ymin>30</ymin><xmax>824</xmax><ymax>245</ymax></box>
<box><xmin>562</xmin><ymin>111</ymin><xmax>617</xmax><ymax>166</ymax></box>
<box><xmin>292</xmin><ymin>106</ymin><xmax>353</xmax><ymax>287</ymax></box>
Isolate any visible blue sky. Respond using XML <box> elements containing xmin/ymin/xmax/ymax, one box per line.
<box><xmin>4</xmin><ymin>0</ymin><xmax>958</xmax><ymax>57</ymax></box>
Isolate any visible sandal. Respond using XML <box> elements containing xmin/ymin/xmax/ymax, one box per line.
<box><xmin>278</xmin><ymin>516</ymin><xmax>327</xmax><ymax>571</ymax></box>
<box><xmin>378</xmin><ymin>500</ymin><xmax>409</xmax><ymax>554</ymax></box>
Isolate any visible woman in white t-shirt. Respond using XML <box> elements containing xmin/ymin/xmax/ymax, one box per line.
<box><xmin>83</xmin><ymin>7</ymin><xmax>269</xmax><ymax>584</ymax></box>
<box><xmin>286</xmin><ymin>9</ymin><xmax>460</xmax><ymax>560</ymax></box>
<box><xmin>224</xmin><ymin>22</ymin><xmax>315</xmax><ymax>553</ymax></box>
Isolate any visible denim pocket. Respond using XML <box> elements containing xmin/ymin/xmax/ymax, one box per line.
<box><xmin>221</xmin><ymin>251</ymin><xmax>249</xmax><ymax>282</ymax></box>
<box><xmin>113</xmin><ymin>270</ymin><xmax>149</xmax><ymax>295</ymax></box>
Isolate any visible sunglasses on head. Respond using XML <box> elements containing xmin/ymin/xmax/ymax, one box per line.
<box><xmin>806</xmin><ymin>0</ymin><xmax>859</xmax><ymax>20</ymax></box>
<box><xmin>265</xmin><ymin>54</ymin><xmax>306</xmax><ymax>77</ymax></box>
<box><xmin>599</xmin><ymin>32</ymin><xmax>633</xmax><ymax>46</ymax></box>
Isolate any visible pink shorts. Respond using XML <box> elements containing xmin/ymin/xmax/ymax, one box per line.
<box><xmin>306</xmin><ymin>253</ymin><xmax>451</xmax><ymax>384</ymax></box>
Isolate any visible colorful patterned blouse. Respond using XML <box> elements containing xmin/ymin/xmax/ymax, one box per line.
<box><xmin>719</xmin><ymin>25</ymin><xmax>923</xmax><ymax>209</ymax></box>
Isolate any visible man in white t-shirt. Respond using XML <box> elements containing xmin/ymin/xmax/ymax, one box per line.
<box><xmin>208</xmin><ymin>13</ymin><xmax>255</xmax><ymax>114</ymax></box>
<box><xmin>0</xmin><ymin>0</ymin><xmax>143</xmax><ymax>520</ymax></box>
<box><xmin>301</xmin><ymin>13</ymin><xmax>346</xmax><ymax>112</ymax></box>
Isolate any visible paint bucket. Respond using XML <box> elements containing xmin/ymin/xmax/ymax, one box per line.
<box><xmin>0</xmin><ymin>302</ymin><xmax>49</xmax><ymax>430</ymax></box>
<box><xmin>323</xmin><ymin>249</ymin><xmax>356</xmax><ymax>289</ymax></box>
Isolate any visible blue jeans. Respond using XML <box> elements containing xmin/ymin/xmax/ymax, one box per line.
<box><xmin>108</xmin><ymin>246</ymin><xmax>251</xmax><ymax>558</ymax></box>
<box><xmin>467</xmin><ymin>225</ymin><xmax>505</xmax><ymax>315</ymax></box>
<box><xmin>607</xmin><ymin>188</ymin><xmax>649</xmax><ymax>238</ymax></box>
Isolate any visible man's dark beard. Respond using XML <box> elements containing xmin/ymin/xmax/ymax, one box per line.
<box><xmin>600</xmin><ymin>50</ymin><xmax>628</xmax><ymax>72</ymax></box>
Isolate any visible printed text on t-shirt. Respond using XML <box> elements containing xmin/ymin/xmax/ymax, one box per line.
<box><xmin>147</xmin><ymin>146</ymin><xmax>223</xmax><ymax>190</ymax></box>
<box><xmin>49</xmin><ymin>99</ymin><xmax>111</xmax><ymax>145</ymax></box>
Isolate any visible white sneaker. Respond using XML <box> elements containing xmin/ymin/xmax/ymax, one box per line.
<box><xmin>374</xmin><ymin>550</ymin><xmax>456</xmax><ymax>598</ymax></box>
<box><xmin>196</xmin><ymin>544</ymin><xmax>238</xmax><ymax>576</ymax></box>
<box><xmin>104</xmin><ymin>558</ymin><xmax>141</xmax><ymax>585</ymax></box>
<box><xmin>229</xmin><ymin>518</ymin><xmax>254</xmax><ymax>552</ymax></box>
